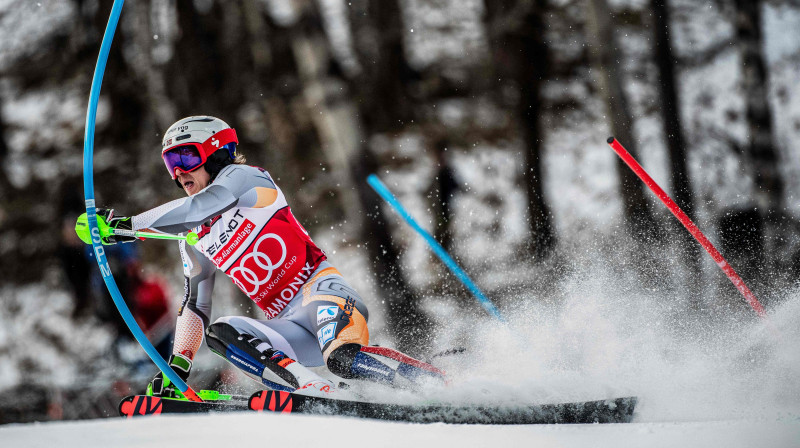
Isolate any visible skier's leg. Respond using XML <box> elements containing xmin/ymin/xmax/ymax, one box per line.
<box><xmin>205</xmin><ymin>315</ymin><xmax>333</xmax><ymax>393</ymax></box>
<box><xmin>285</xmin><ymin>262</ymin><xmax>446</xmax><ymax>386</ymax></box>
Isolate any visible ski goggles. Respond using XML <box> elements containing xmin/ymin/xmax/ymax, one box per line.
<box><xmin>161</xmin><ymin>128</ymin><xmax>238</xmax><ymax>178</ymax></box>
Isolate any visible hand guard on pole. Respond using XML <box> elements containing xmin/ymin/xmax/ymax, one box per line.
<box><xmin>75</xmin><ymin>209</ymin><xmax>135</xmax><ymax>245</ymax></box>
<box><xmin>96</xmin><ymin>208</ymin><xmax>136</xmax><ymax>245</ymax></box>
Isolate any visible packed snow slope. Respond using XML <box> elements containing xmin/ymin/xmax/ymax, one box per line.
<box><xmin>3</xmin><ymin>282</ymin><xmax>800</xmax><ymax>447</ymax></box>
<box><xmin>1</xmin><ymin>412</ymin><xmax>799</xmax><ymax>448</ymax></box>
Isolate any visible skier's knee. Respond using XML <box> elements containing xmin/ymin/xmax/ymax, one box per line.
<box><xmin>206</xmin><ymin>321</ymin><xmax>235</xmax><ymax>355</ymax></box>
<box><xmin>326</xmin><ymin>343</ymin><xmax>362</xmax><ymax>378</ymax></box>
<box><xmin>320</xmin><ymin>297</ymin><xmax>369</xmax><ymax>365</ymax></box>
<box><xmin>205</xmin><ymin>320</ymin><xmax>263</xmax><ymax>354</ymax></box>
<box><xmin>327</xmin><ymin>343</ymin><xmax>397</xmax><ymax>383</ymax></box>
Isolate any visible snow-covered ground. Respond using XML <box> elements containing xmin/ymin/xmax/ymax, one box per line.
<box><xmin>2</xmin><ymin>412</ymin><xmax>799</xmax><ymax>448</ymax></box>
<box><xmin>2</xmin><ymin>285</ymin><xmax>798</xmax><ymax>447</ymax></box>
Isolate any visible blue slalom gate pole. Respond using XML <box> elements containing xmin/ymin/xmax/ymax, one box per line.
<box><xmin>82</xmin><ymin>0</ymin><xmax>201</xmax><ymax>402</ymax></box>
<box><xmin>367</xmin><ymin>174</ymin><xmax>505</xmax><ymax>322</ymax></box>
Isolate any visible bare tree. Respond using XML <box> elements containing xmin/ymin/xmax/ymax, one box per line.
<box><xmin>431</xmin><ymin>138</ymin><xmax>459</xmax><ymax>254</ymax></box>
<box><xmin>0</xmin><ymin>111</ymin><xmax>12</xmax><ymax>201</ymax></box>
<box><xmin>712</xmin><ymin>0</ymin><xmax>786</xmax><ymax>301</ymax></box>
<box><xmin>651</xmin><ymin>0</ymin><xmax>701</xmax><ymax>290</ymax></box>
<box><xmin>585</xmin><ymin>0</ymin><xmax>663</xmax><ymax>243</ymax></box>
<box><xmin>733</xmin><ymin>0</ymin><xmax>784</xmax><ymax>217</ymax></box>
<box><xmin>325</xmin><ymin>0</ymin><xmax>435</xmax><ymax>354</ymax></box>
<box><xmin>484</xmin><ymin>0</ymin><xmax>556</xmax><ymax>260</ymax></box>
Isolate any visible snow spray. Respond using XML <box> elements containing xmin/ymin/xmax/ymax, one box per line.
<box><xmin>606</xmin><ymin>137</ymin><xmax>767</xmax><ymax>319</ymax></box>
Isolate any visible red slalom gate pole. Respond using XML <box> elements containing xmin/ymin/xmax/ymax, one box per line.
<box><xmin>606</xmin><ymin>137</ymin><xmax>767</xmax><ymax>318</ymax></box>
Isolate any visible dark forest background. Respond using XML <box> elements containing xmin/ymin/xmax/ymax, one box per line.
<box><xmin>2</xmin><ymin>0</ymin><xmax>800</xmax><ymax>423</ymax></box>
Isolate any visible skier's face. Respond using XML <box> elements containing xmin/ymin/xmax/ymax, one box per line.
<box><xmin>175</xmin><ymin>164</ymin><xmax>211</xmax><ymax>196</ymax></box>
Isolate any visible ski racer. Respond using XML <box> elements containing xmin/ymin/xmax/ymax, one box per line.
<box><xmin>84</xmin><ymin>116</ymin><xmax>445</xmax><ymax>398</ymax></box>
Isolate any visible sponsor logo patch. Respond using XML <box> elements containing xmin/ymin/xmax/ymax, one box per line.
<box><xmin>317</xmin><ymin>305</ymin><xmax>339</xmax><ymax>325</ymax></box>
<box><xmin>230</xmin><ymin>354</ymin><xmax>261</xmax><ymax>376</ymax></box>
<box><xmin>340</xmin><ymin>296</ymin><xmax>355</xmax><ymax>322</ymax></box>
<box><xmin>229</xmin><ymin>232</ymin><xmax>287</xmax><ymax>295</ymax></box>
<box><xmin>212</xmin><ymin>218</ymin><xmax>256</xmax><ymax>266</ymax></box>
<box><xmin>206</xmin><ymin>210</ymin><xmax>247</xmax><ymax>258</ymax></box>
<box><xmin>317</xmin><ymin>322</ymin><xmax>337</xmax><ymax>349</ymax></box>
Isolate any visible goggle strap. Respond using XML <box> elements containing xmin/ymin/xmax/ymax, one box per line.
<box><xmin>201</xmin><ymin>128</ymin><xmax>238</xmax><ymax>156</ymax></box>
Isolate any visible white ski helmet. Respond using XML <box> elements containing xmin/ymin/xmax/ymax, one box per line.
<box><xmin>161</xmin><ymin>115</ymin><xmax>239</xmax><ymax>180</ymax></box>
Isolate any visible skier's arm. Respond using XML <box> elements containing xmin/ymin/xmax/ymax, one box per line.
<box><xmin>172</xmin><ymin>240</ymin><xmax>216</xmax><ymax>360</ymax></box>
<box><xmin>131</xmin><ymin>165</ymin><xmax>279</xmax><ymax>234</ymax></box>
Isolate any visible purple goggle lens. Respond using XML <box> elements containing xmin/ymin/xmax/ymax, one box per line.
<box><xmin>163</xmin><ymin>145</ymin><xmax>204</xmax><ymax>176</ymax></box>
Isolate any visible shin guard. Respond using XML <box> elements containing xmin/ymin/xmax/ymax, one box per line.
<box><xmin>327</xmin><ymin>344</ymin><xmax>447</xmax><ymax>385</ymax></box>
<box><xmin>206</xmin><ymin>322</ymin><xmax>299</xmax><ymax>390</ymax></box>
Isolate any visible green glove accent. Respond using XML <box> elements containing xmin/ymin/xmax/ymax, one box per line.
<box><xmin>75</xmin><ymin>212</ymin><xmax>112</xmax><ymax>245</ymax></box>
<box><xmin>145</xmin><ymin>374</ymin><xmax>186</xmax><ymax>400</ymax></box>
<box><xmin>75</xmin><ymin>209</ymin><xmax>134</xmax><ymax>245</ymax></box>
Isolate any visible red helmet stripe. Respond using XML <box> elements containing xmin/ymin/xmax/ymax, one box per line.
<box><xmin>201</xmin><ymin>128</ymin><xmax>238</xmax><ymax>157</ymax></box>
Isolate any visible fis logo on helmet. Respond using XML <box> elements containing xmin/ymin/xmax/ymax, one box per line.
<box><xmin>165</xmin><ymin>125</ymin><xmax>188</xmax><ymax>139</ymax></box>
<box><xmin>317</xmin><ymin>306</ymin><xmax>338</xmax><ymax>325</ymax></box>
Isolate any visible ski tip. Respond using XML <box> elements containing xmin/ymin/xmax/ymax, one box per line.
<box><xmin>249</xmin><ymin>390</ymin><xmax>295</xmax><ymax>414</ymax></box>
<box><xmin>119</xmin><ymin>395</ymin><xmax>163</xmax><ymax>417</ymax></box>
<box><xmin>607</xmin><ymin>136</ymin><xmax>615</xmax><ymax>144</ymax></box>
<box><xmin>119</xmin><ymin>396</ymin><xmax>133</xmax><ymax>417</ymax></box>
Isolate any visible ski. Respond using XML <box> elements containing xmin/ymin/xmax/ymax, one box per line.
<box><xmin>119</xmin><ymin>394</ymin><xmax>249</xmax><ymax>416</ymax></box>
<box><xmin>120</xmin><ymin>391</ymin><xmax>637</xmax><ymax>424</ymax></box>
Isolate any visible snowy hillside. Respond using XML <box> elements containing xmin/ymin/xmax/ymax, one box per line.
<box><xmin>2</xmin><ymin>412</ymin><xmax>799</xmax><ymax>448</ymax></box>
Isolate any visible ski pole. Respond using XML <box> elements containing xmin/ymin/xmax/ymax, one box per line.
<box><xmin>111</xmin><ymin>228</ymin><xmax>200</xmax><ymax>245</ymax></box>
<box><xmin>75</xmin><ymin>212</ymin><xmax>199</xmax><ymax>245</ymax></box>
<box><xmin>606</xmin><ymin>137</ymin><xmax>767</xmax><ymax>318</ymax></box>
<box><xmin>367</xmin><ymin>174</ymin><xmax>505</xmax><ymax>322</ymax></box>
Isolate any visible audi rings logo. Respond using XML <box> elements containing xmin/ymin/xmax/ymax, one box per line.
<box><xmin>229</xmin><ymin>233</ymin><xmax>287</xmax><ymax>295</ymax></box>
